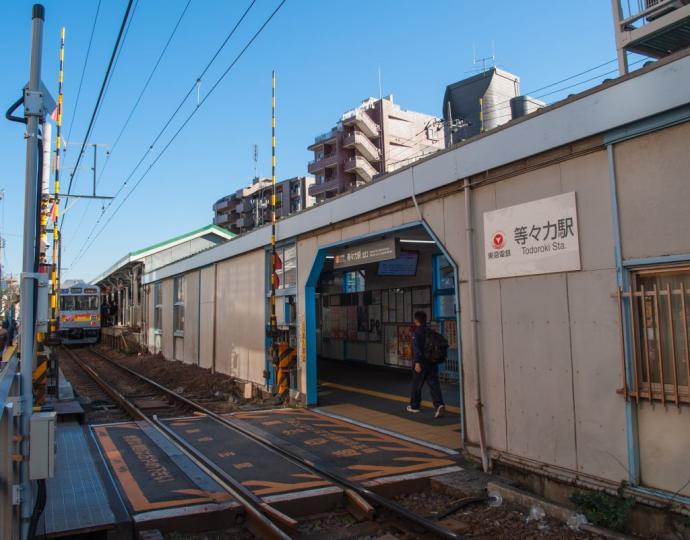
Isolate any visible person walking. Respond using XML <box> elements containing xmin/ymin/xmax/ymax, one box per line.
<box><xmin>407</xmin><ymin>311</ymin><xmax>447</xmax><ymax>418</ymax></box>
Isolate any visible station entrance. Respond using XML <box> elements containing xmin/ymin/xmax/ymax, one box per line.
<box><xmin>307</xmin><ymin>224</ymin><xmax>463</xmax><ymax>449</ymax></box>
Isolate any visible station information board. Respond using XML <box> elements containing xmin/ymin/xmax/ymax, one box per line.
<box><xmin>333</xmin><ymin>237</ymin><xmax>399</xmax><ymax>270</ymax></box>
<box><xmin>483</xmin><ymin>192</ymin><xmax>581</xmax><ymax>279</ymax></box>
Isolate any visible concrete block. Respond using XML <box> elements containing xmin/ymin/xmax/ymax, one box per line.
<box><xmin>243</xmin><ymin>382</ymin><xmax>253</xmax><ymax>400</ymax></box>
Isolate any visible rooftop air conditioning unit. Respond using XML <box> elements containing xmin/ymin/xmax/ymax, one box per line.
<box><xmin>645</xmin><ymin>0</ymin><xmax>687</xmax><ymax>21</ymax></box>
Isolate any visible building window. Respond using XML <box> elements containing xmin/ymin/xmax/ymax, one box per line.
<box><xmin>153</xmin><ymin>282</ymin><xmax>162</xmax><ymax>332</ymax></box>
<box><xmin>619</xmin><ymin>266</ymin><xmax>690</xmax><ymax>404</ymax></box>
<box><xmin>343</xmin><ymin>270</ymin><xmax>365</xmax><ymax>293</ymax></box>
<box><xmin>281</xmin><ymin>245</ymin><xmax>297</xmax><ymax>289</ymax></box>
<box><xmin>173</xmin><ymin>276</ymin><xmax>185</xmax><ymax>335</ymax></box>
<box><xmin>433</xmin><ymin>254</ymin><xmax>455</xmax><ymax>319</ymax></box>
<box><xmin>268</xmin><ymin>244</ymin><xmax>298</xmax><ymax>291</ymax></box>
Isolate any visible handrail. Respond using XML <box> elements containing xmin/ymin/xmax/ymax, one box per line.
<box><xmin>619</xmin><ymin>0</ymin><xmax>686</xmax><ymax>28</ymax></box>
<box><xmin>0</xmin><ymin>352</ymin><xmax>19</xmax><ymax>422</ymax></box>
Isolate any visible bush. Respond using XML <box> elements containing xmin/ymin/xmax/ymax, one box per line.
<box><xmin>570</xmin><ymin>490</ymin><xmax>634</xmax><ymax>532</ymax></box>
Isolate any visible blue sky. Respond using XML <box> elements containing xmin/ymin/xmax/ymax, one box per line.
<box><xmin>1</xmin><ymin>0</ymin><xmax>623</xmax><ymax>281</ymax></box>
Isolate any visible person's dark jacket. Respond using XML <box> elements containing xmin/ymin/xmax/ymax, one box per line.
<box><xmin>412</xmin><ymin>324</ymin><xmax>429</xmax><ymax>367</ymax></box>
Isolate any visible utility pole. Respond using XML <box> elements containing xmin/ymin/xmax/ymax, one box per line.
<box><xmin>19</xmin><ymin>5</ymin><xmax>46</xmax><ymax>538</ymax></box>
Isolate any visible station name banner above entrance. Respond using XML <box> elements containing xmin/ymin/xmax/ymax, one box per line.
<box><xmin>483</xmin><ymin>192</ymin><xmax>581</xmax><ymax>279</ymax></box>
<box><xmin>333</xmin><ymin>238</ymin><xmax>399</xmax><ymax>270</ymax></box>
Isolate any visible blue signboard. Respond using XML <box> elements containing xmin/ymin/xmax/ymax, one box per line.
<box><xmin>377</xmin><ymin>251</ymin><xmax>418</xmax><ymax>276</ymax></box>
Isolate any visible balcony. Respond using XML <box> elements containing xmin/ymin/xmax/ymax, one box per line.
<box><xmin>343</xmin><ymin>131</ymin><xmax>380</xmax><ymax>162</ymax></box>
<box><xmin>343</xmin><ymin>156</ymin><xmax>378</xmax><ymax>182</ymax></box>
<box><xmin>615</xmin><ymin>0</ymin><xmax>690</xmax><ymax>59</ymax></box>
<box><xmin>341</xmin><ymin>110</ymin><xmax>380</xmax><ymax>138</ymax></box>
<box><xmin>307</xmin><ymin>153</ymin><xmax>339</xmax><ymax>174</ymax></box>
<box><xmin>213</xmin><ymin>198</ymin><xmax>231</xmax><ymax>212</ymax></box>
<box><xmin>309</xmin><ymin>177</ymin><xmax>342</xmax><ymax>197</ymax></box>
<box><xmin>308</xmin><ymin>130</ymin><xmax>337</xmax><ymax>150</ymax></box>
<box><xmin>213</xmin><ymin>213</ymin><xmax>232</xmax><ymax>226</ymax></box>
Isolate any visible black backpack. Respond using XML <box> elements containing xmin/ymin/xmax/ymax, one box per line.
<box><xmin>423</xmin><ymin>328</ymin><xmax>449</xmax><ymax>364</ymax></box>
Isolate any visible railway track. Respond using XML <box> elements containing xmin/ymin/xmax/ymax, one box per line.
<box><xmin>62</xmin><ymin>346</ymin><xmax>465</xmax><ymax>540</ymax></box>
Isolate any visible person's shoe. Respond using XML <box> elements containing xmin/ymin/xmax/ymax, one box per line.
<box><xmin>406</xmin><ymin>405</ymin><xmax>421</xmax><ymax>413</ymax></box>
<box><xmin>434</xmin><ymin>404</ymin><xmax>445</xmax><ymax>418</ymax></box>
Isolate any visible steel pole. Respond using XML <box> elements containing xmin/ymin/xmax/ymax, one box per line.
<box><xmin>19</xmin><ymin>5</ymin><xmax>45</xmax><ymax>538</ymax></box>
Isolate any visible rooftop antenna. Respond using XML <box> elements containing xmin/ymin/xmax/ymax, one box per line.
<box><xmin>473</xmin><ymin>43</ymin><xmax>495</xmax><ymax>74</ymax></box>
<box><xmin>252</xmin><ymin>143</ymin><xmax>259</xmax><ymax>180</ymax></box>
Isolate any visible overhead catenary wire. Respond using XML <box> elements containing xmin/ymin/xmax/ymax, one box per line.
<box><xmin>66</xmin><ymin>0</ymin><xmax>259</xmax><ymax>264</ymax></box>
<box><xmin>96</xmin><ymin>0</ymin><xmax>192</xmax><ymax>186</ymax></box>
<box><xmin>69</xmin><ymin>0</ymin><xmax>287</xmax><ymax>268</ymax></box>
<box><xmin>60</xmin><ymin>0</ymin><xmax>135</xmax><ymax>228</ymax></box>
<box><xmin>67</xmin><ymin>0</ymin><xmax>190</xmax><ymax>246</ymax></box>
<box><xmin>63</xmin><ymin>0</ymin><xmax>102</xmax><ymax>158</ymax></box>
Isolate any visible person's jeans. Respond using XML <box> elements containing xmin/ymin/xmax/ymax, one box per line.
<box><xmin>410</xmin><ymin>363</ymin><xmax>444</xmax><ymax>409</ymax></box>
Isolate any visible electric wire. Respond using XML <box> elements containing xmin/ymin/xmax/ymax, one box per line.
<box><xmin>66</xmin><ymin>0</ymin><xmax>258</xmax><ymax>264</ymax></box>
<box><xmin>69</xmin><ymin>0</ymin><xmax>287</xmax><ymax>267</ymax></box>
<box><xmin>67</xmin><ymin>0</ymin><xmax>190</xmax><ymax>247</ymax></box>
<box><xmin>60</xmin><ymin>0</ymin><xmax>135</xmax><ymax>230</ymax></box>
<box><xmin>481</xmin><ymin>58</ymin><xmax>619</xmax><ymax>115</ymax></box>
<box><xmin>63</xmin><ymin>0</ymin><xmax>102</xmax><ymax>159</ymax></box>
<box><xmin>97</xmin><ymin>0</ymin><xmax>192</xmax><ymax>185</ymax></box>
<box><xmin>395</xmin><ymin>58</ymin><xmax>648</xmax><ymax>166</ymax></box>
<box><xmin>89</xmin><ymin>0</ymin><xmax>140</xmax><ymax>133</ymax></box>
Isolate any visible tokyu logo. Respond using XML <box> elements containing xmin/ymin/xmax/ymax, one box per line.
<box><xmin>491</xmin><ymin>231</ymin><xmax>506</xmax><ymax>250</ymax></box>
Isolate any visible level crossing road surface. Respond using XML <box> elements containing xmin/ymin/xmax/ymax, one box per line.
<box><xmin>45</xmin><ymin>407</ymin><xmax>462</xmax><ymax>537</ymax></box>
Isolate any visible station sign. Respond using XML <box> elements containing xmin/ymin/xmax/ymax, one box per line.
<box><xmin>333</xmin><ymin>238</ymin><xmax>399</xmax><ymax>270</ymax></box>
<box><xmin>483</xmin><ymin>192</ymin><xmax>580</xmax><ymax>279</ymax></box>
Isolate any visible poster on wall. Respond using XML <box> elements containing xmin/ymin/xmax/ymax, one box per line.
<box><xmin>332</xmin><ymin>306</ymin><xmax>346</xmax><ymax>339</ymax></box>
<box><xmin>356</xmin><ymin>305</ymin><xmax>369</xmax><ymax>341</ymax></box>
<box><xmin>483</xmin><ymin>192</ymin><xmax>580</xmax><ymax>279</ymax></box>
<box><xmin>396</xmin><ymin>290</ymin><xmax>406</xmax><ymax>322</ymax></box>
<box><xmin>384</xmin><ymin>325</ymin><xmax>399</xmax><ymax>366</ymax></box>
<box><xmin>368</xmin><ymin>304</ymin><xmax>382</xmax><ymax>342</ymax></box>
<box><xmin>397</xmin><ymin>325</ymin><xmax>414</xmax><ymax>367</ymax></box>
<box><xmin>347</xmin><ymin>305</ymin><xmax>358</xmax><ymax>340</ymax></box>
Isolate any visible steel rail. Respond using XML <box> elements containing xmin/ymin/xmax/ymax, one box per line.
<box><xmin>87</xmin><ymin>346</ymin><xmax>464</xmax><ymax>540</ymax></box>
<box><xmin>60</xmin><ymin>346</ymin><xmax>292</xmax><ymax>540</ymax></box>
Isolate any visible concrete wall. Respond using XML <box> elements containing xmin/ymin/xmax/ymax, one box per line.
<box><xmin>614</xmin><ymin>121</ymin><xmax>690</xmax><ymax>496</ymax></box>
<box><xmin>616</xmin><ymin>121</ymin><xmax>690</xmax><ymax>260</ymax></box>
<box><xmin>183</xmin><ymin>270</ymin><xmax>200</xmax><ymax>365</ymax></box>
<box><xmin>160</xmin><ymin>278</ymin><xmax>174</xmax><ymax>361</ymax></box>
<box><xmin>199</xmin><ymin>266</ymin><xmax>216</xmax><ymax>370</ymax></box>
<box><xmin>214</xmin><ymin>250</ymin><xmax>266</xmax><ymax>383</ymax></box>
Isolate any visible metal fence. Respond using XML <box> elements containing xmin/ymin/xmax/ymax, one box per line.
<box><xmin>617</xmin><ymin>285</ymin><xmax>690</xmax><ymax>406</ymax></box>
<box><xmin>0</xmin><ymin>352</ymin><xmax>21</xmax><ymax>540</ymax></box>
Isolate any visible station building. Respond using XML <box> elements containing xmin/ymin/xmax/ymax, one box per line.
<box><xmin>101</xmin><ymin>50</ymin><xmax>690</xmax><ymax>509</ymax></box>
<box><xmin>93</xmin><ymin>224</ymin><xmax>234</xmax><ymax>335</ymax></box>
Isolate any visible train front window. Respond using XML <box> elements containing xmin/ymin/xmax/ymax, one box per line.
<box><xmin>60</xmin><ymin>295</ymin><xmax>98</xmax><ymax>310</ymax></box>
<box><xmin>75</xmin><ymin>296</ymin><xmax>98</xmax><ymax>310</ymax></box>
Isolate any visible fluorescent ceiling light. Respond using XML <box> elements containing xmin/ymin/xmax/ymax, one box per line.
<box><xmin>400</xmin><ymin>239</ymin><xmax>435</xmax><ymax>244</ymax></box>
<box><xmin>325</xmin><ymin>255</ymin><xmax>335</xmax><ymax>259</ymax></box>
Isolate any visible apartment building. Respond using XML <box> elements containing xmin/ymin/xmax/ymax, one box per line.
<box><xmin>307</xmin><ymin>96</ymin><xmax>445</xmax><ymax>203</ymax></box>
<box><xmin>611</xmin><ymin>0</ymin><xmax>690</xmax><ymax>74</ymax></box>
<box><xmin>213</xmin><ymin>175</ymin><xmax>315</xmax><ymax>235</ymax></box>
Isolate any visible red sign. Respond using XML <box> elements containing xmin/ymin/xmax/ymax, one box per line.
<box><xmin>491</xmin><ymin>231</ymin><xmax>506</xmax><ymax>250</ymax></box>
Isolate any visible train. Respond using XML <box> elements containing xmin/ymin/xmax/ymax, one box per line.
<box><xmin>59</xmin><ymin>281</ymin><xmax>101</xmax><ymax>345</ymax></box>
